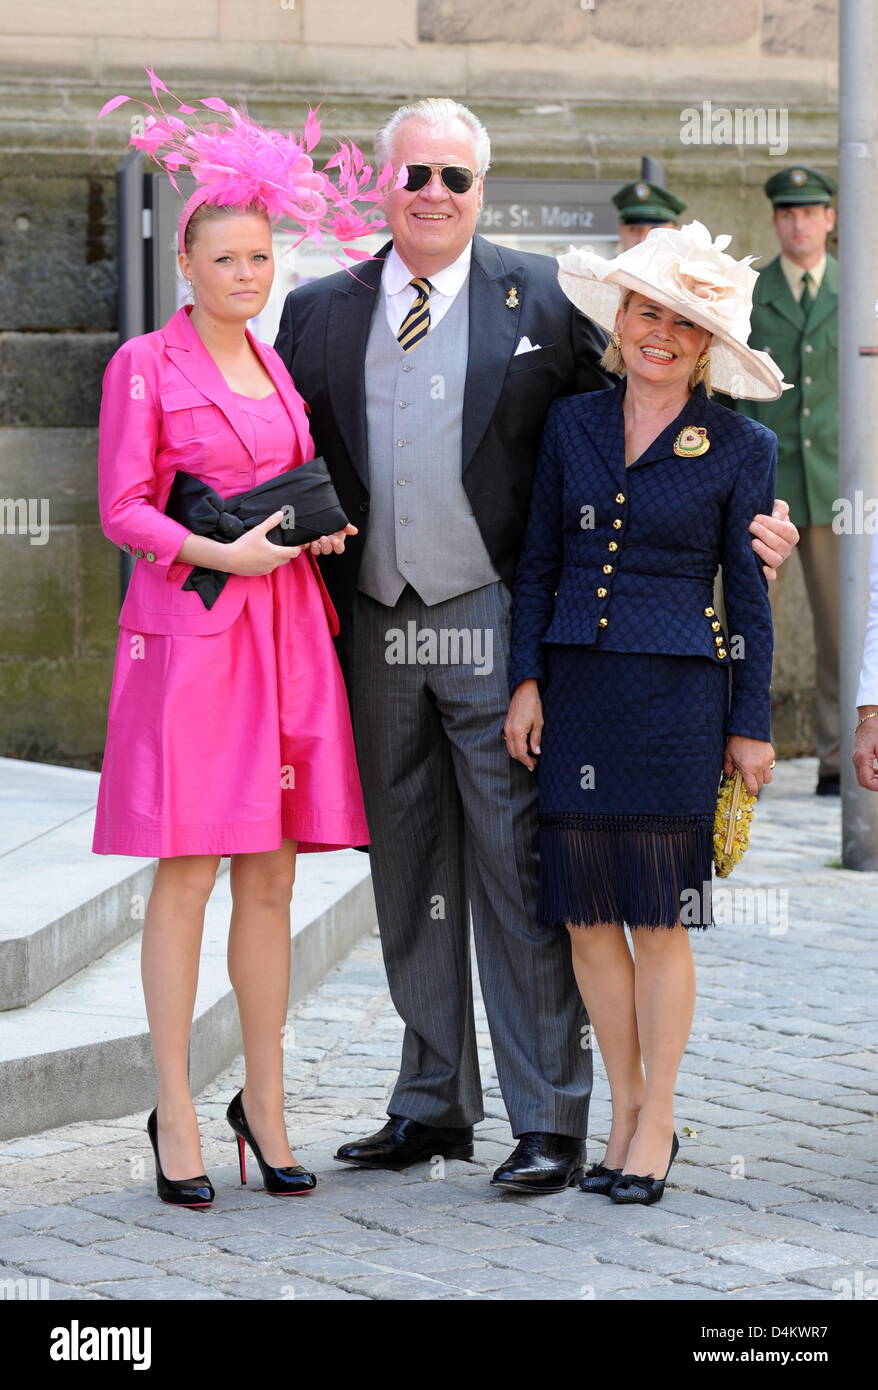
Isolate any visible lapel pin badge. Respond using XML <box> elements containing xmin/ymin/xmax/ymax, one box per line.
<box><xmin>505</xmin><ymin>286</ymin><xmax>520</xmax><ymax>309</ymax></box>
<box><xmin>674</xmin><ymin>426</ymin><xmax>710</xmax><ymax>458</ymax></box>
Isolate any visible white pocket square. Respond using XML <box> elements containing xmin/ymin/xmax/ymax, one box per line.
<box><xmin>514</xmin><ymin>336</ymin><xmax>542</xmax><ymax>356</ymax></box>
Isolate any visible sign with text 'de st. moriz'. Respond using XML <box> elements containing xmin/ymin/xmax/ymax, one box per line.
<box><xmin>478</xmin><ymin>179</ymin><xmax>620</xmax><ymax>252</ymax></box>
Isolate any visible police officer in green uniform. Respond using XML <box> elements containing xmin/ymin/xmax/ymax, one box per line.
<box><xmin>735</xmin><ymin>166</ymin><xmax>839</xmax><ymax>795</ymax></box>
<box><xmin>613</xmin><ymin>180</ymin><xmax>687</xmax><ymax>251</ymax></box>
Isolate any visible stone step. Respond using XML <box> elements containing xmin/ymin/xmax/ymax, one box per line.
<box><xmin>0</xmin><ymin>844</ymin><xmax>376</xmax><ymax>1139</ymax></box>
<box><xmin>0</xmin><ymin>758</ymin><xmax>157</xmax><ymax>1010</ymax></box>
<box><xmin>0</xmin><ymin>757</ymin><xmax>376</xmax><ymax>1138</ymax></box>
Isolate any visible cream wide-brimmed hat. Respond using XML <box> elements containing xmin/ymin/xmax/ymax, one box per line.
<box><xmin>557</xmin><ymin>220</ymin><xmax>791</xmax><ymax>401</ymax></box>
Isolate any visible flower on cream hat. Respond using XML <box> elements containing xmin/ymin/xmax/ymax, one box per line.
<box><xmin>557</xmin><ymin>221</ymin><xmax>791</xmax><ymax>401</ymax></box>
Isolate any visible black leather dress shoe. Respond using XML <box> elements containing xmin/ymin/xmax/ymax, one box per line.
<box><xmin>491</xmin><ymin>1132</ymin><xmax>585</xmax><ymax>1194</ymax></box>
<box><xmin>334</xmin><ymin>1116</ymin><xmax>474</xmax><ymax>1170</ymax></box>
<box><xmin>816</xmin><ymin>774</ymin><xmax>840</xmax><ymax>796</ymax></box>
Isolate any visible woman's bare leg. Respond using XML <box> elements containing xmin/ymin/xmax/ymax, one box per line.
<box><xmin>227</xmin><ymin>839</ymin><xmax>298</xmax><ymax>1166</ymax></box>
<box><xmin>623</xmin><ymin>923</ymin><xmax>696</xmax><ymax>1177</ymax></box>
<box><xmin>566</xmin><ymin>922</ymin><xmax>645</xmax><ymax>1168</ymax></box>
<box><xmin>141</xmin><ymin>854</ymin><xmax>221</xmax><ymax>1178</ymax></box>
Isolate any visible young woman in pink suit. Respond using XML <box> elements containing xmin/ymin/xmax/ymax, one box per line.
<box><xmin>94</xmin><ymin>75</ymin><xmax>389</xmax><ymax>1207</ymax></box>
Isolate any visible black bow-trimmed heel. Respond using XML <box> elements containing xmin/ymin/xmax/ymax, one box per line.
<box><xmin>610</xmin><ymin>1132</ymin><xmax>679</xmax><ymax>1205</ymax></box>
<box><xmin>579</xmin><ymin>1163</ymin><xmax>623</xmax><ymax>1195</ymax></box>
<box><xmin>146</xmin><ymin>1108</ymin><xmax>214</xmax><ymax>1209</ymax></box>
<box><xmin>227</xmin><ymin>1089</ymin><xmax>317</xmax><ymax>1196</ymax></box>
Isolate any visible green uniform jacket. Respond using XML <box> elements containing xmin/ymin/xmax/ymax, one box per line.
<box><xmin>735</xmin><ymin>254</ymin><xmax>838</xmax><ymax>528</ymax></box>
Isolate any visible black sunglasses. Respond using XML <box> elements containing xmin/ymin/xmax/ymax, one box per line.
<box><xmin>403</xmin><ymin>163</ymin><xmax>476</xmax><ymax>194</ymax></box>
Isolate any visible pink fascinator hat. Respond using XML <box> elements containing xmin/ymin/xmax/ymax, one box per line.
<box><xmin>557</xmin><ymin>221</ymin><xmax>792</xmax><ymax>401</ymax></box>
<box><xmin>99</xmin><ymin>68</ymin><xmax>393</xmax><ymax>261</ymax></box>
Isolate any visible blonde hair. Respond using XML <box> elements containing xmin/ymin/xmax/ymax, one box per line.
<box><xmin>600</xmin><ymin>288</ymin><xmax>713</xmax><ymax>395</ymax></box>
<box><xmin>184</xmin><ymin>199</ymin><xmax>270</xmax><ymax>256</ymax></box>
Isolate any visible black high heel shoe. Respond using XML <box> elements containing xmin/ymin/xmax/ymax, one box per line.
<box><xmin>610</xmin><ymin>1132</ymin><xmax>679</xmax><ymax>1206</ymax></box>
<box><xmin>579</xmin><ymin>1163</ymin><xmax>623</xmax><ymax>1195</ymax></box>
<box><xmin>227</xmin><ymin>1089</ymin><xmax>317</xmax><ymax>1196</ymax></box>
<box><xmin>146</xmin><ymin>1108</ymin><xmax>214</xmax><ymax>1209</ymax></box>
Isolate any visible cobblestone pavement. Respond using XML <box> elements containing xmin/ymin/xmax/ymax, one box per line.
<box><xmin>1</xmin><ymin>759</ymin><xmax>876</xmax><ymax>1302</ymax></box>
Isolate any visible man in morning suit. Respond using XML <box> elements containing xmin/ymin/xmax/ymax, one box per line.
<box><xmin>274</xmin><ymin>98</ymin><xmax>799</xmax><ymax>1193</ymax></box>
<box><xmin>735</xmin><ymin>165</ymin><xmax>839</xmax><ymax>795</ymax></box>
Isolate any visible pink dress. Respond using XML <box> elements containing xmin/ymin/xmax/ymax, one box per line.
<box><xmin>92</xmin><ymin>376</ymin><xmax>369</xmax><ymax>859</ymax></box>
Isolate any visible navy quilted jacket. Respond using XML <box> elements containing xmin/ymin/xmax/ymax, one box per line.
<box><xmin>509</xmin><ymin>379</ymin><xmax>777</xmax><ymax>742</ymax></box>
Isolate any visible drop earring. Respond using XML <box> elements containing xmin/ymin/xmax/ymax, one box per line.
<box><xmin>611</xmin><ymin>331</ymin><xmax>621</xmax><ymax>349</ymax></box>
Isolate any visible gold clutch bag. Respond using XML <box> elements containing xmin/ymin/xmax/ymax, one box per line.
<box><xmin>713</xmin><ymin>769</ymin><xmax>757</xmax><ymax>878</ymax></box>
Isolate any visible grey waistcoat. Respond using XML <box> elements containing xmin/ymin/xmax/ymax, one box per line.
<box><xmin>356</xmin><ymin>280</ymin><xmax>500</xmax><ymax>607</ymax></box>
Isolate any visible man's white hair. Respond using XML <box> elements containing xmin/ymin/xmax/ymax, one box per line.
<box><xmin>374</xmin><ymin>98</ymin><xmax>491</xmax><ymax>176</ymax></box>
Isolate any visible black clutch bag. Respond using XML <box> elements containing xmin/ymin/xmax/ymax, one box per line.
<box><xmin>164</xmin><ymin>456</ymin><xmax>349</xmax><ymax>609</ymax></box>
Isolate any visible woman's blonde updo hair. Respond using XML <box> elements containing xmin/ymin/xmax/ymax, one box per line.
<box><xmin>599</xmin><ymin>288</ymin><xmax>713</xmax><ymax>395</ymax></box>
<box><xmin>183</xmin><ymin>199</ymin><xmax>271</xmax><ymax>256</ymax></box>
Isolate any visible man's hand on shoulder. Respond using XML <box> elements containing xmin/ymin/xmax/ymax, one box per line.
<box><xmin>750</xmin><ymin>497</ymin><xmax>799</xmax><ymax>580</ymax></box>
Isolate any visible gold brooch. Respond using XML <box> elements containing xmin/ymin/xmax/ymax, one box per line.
<box><xmin>505</xmin><ymin>287</ymin><xmax>520</xmax><ymax>308</ymax></box>
<box><xmin>674</xmin><ymin>426</ymin><xmax>710</xmax><ymax>457</ymax></box>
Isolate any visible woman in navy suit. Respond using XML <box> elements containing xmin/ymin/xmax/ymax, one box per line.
<box><xmin>505</xmin><ymin>223</ymin><xmax>788</xmax><ymax>1205</ymax></box>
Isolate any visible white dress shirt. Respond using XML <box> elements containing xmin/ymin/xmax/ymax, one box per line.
<box><xmin>381</xmin><ymin>241</ymin><xmax>473</xmax><ymax>338</ymax></box>
<box><xmin>857</xmin><ymin>527</ymin><xmax>878</xmax><ymax>706</ymax></box>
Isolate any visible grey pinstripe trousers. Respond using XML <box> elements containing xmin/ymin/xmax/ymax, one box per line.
<box><xmin>347</xmin><ymin>580</ymin><xmax>592</xmax><ymax>1137</ymax></box>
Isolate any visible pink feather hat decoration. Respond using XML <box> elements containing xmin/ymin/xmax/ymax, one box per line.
<box><xmin>99</xmin><ymin>68</ymin><xmax>393</xmax><ymax>259</ymax></box>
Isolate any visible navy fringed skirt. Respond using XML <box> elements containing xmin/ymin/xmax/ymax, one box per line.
<box><xmin>537</xmin><ymin>646</ymin><xmax>728</xmax><ymax>930</ymax></box>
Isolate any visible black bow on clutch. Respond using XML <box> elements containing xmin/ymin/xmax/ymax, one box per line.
<box><xmin>164</xmin><ymin>456</ymin><xmax>349</xmax><ymax>609</ymax></box>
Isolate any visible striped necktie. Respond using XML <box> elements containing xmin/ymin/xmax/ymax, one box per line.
<box><xmin>800</xmin><ymin>269</ymin><xmax>814</xmax><ymax>319</ymax></box>
<box><xmin>397</xmin><ymin>277</ymin><xmax>433</xmax><ymax>352</ymax></box>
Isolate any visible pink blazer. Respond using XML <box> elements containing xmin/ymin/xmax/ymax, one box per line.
<box><xmin>97</xmin><ymin>304</ymin><xmax>339</xmax><ymax>637</ymax></box>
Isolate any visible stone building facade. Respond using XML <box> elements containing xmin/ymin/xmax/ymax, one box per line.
<box><xmin>0</xmin><ymin>0</ymin><xmax>838</xmax><ymax>765</ymax></box>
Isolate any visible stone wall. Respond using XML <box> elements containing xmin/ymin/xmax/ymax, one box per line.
<box><xmin>0</xmin><ymin>1</ymin><xmax>840</xmax><ymax>102</ymax></box>
<box><xmin>0</xmin><ymin>0</ymin><xmax>839</xmax><ymax>765</ymax></box>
